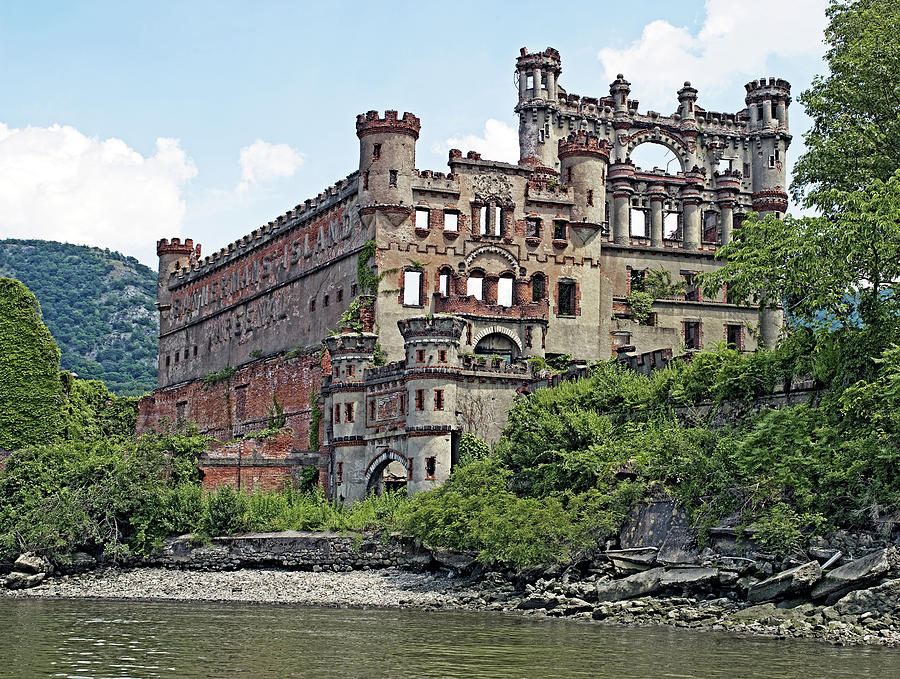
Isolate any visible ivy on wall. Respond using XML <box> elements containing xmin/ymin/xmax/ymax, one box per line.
<box><xmin>0</xmin><ymin>278</ymin><xmax>63</xmax><ymax>449</ymax></box>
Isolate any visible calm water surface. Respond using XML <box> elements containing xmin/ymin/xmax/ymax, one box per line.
<box><xmin>1</xmin><ymin>598</ymin><xmax>899</xmax><ymax>678</ymax></box>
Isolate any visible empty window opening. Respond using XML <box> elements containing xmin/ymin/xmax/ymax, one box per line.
<box><xmin>498</xmin><ymin>276</ymin><xmax>514</xmax><ymax>307</ymax></box>
<box><xmin>403</xmin><ymin>270</ymin><xmax>423</xmax><ymax>306</ymax></box>
<box><xmin>369</xmin><ymin>399</ymin><xmax>376</xmax><ymax>420</ymax></box>
<box><xmin>414</xmin><ymin>389</ymin><xmax>424</xmax><ymax>411</ymax></box>
<box><xmin>389</xmin><ymin>170</ymin><xmax>398</xmax><ymax>187</ymax></box>
<box><xmin>726</xmin><ymin>324</ymin><xmax>743</xmax><ymax>350</ymax></box>
<box><xmin>526</xmin><ymin>74</ymin><xmax>534</xmax><ymax>90</ymax></box>
<box><xmin>479</xmin><ymin>206</ymin><xmax>488</xmax><ymax>235</ymax></box>
<box><xmin>553</xmin><ymin>221</ymin><xmax>567</xmax><ymax>240</ymax></box>
<box><xmin>193</xmin><ymin>346</ymin><xmax>198</xmax><ymax>357</ymax></box>
<box><xmin>334</xmin><ymin>404</ymin><xmax>341</xmax><ymax>423</ymax></box>
<box><xmin>425</xmin><ymin>456</ymin><xmax>436</xmax><ymax>479</ymax></box>
<box><xmin>373</xmin><ymin>143</ymin><xmax>381</xmax><ymax>159</ymax></box>
<box><xmin>337</xmin><ymin>288</ymin><xmax>343</xmax><ymax>303</ymax></box>
<box><xmin>493</xmin><ymin>206</ymin><xmax>503</xmax><ymax>236</ymax></box>
<box><xmin>346</xmin><ymin>364</ymin><xmax>355</xmax><ymax>377</ymax></box>
<box><xmin>415</xmin><ymin>208</ymin><xmax>429</xmax><ymax>230</ymax></box>
<box><xmin>439</xmin><ymin>272</ymin><xmax>450</xmax><ymax>296</ymax></box>
<box><xmin>344</xmin><ymin>403</ymin><xmax>354</xmax><ymax>422</ymax></box>
<box><xmin>324</xmin><ymin>294</ymin><xmax>330</xmax><ymax>307</ymax></box>
<box><xmin>337</xmin><ymin>462</ymin><xmax>343</xmax><ymax>484</ymax></box>
<box><xmin>566</xmin><ymin>167</ymin><xmax>573</xmax><ymax>184</ymax></box>
<box><xmin>532</xmin><ymin>274</ymin><xmax>546</xmax><ymax>302</ymax></box>
<box><xmin>630</xmin><ymin>268</ymin><xmax>645</xmax><ymax>293</ymax></box>
<box><xmin>174</xmin><ymin>351</ymin><xmax>179</xmax><ymax>364</ymax></box>
<box><xmin>310</xmin><ymin>298</ymin><xmax>316</xmax><ymax>312</ymax></box>
<box><xmin>587</xmin><ymin>189</ymin><xmax>594</xmax><ymax>206</ymax></box>
<box><xmin>434</xmin><ymin>389</ymin><xmax>444</xmax><ymax>410</ymax></box>
<box><xmin>630</xmin><ymin>208</ymin><xmax>647</xmax><ymax>237</ymax></box>
<box><xmin>717</xmin><ymin>158</ymin><xmax>733</xmax><ymax>174</ymax></box>
<box><xmin>416</xmin><ymin>348</ymin><xmax>425</xmax><ymax>363</ymax></box>
<box><xmin>526</xmin><ymin>218</ymin><xmax>541</xmax><ymax>238</ymax></box>
<box><xmin>350</xmin><ymin>283</ymin><xmax>358</xmax><ymax>297</ymax></box>
<box><xmin>444</xmin><ymin>211</ymin><xmax>458</xmax><ymax>232</ymax></box>
<box><xmin>363</xmin><ymin>171</ymin><xmax>369</xmax><ymax>190</ymax></box>
<box><xmin>704</xmin><ymin>212</ymin><xmax>719</xmax><ymax>242</ymax></box>
<box><xmin>438</xmin><ymin>349</ymin><xmax>447</xmax><ymax>362</ymax></box>
<box><xmin>664</xmin><ymin>212</ymin><xmax>680</xmax><ymax>239</ymax></box>
<box><xmin>683</xmin><ymin>273</ymin><xmax>700</xmax><ymax>302</ymax></box>
<box><xmin>630</xmin><ymin>142</ymin><xmax>680</xmax><ymax>174</ymax></box>
<box><xmin>558</xmin><ymin>281</ymin><xmax>576</xmax><ymax>315</ymax></box>
<box><xmin>684</xmin><ymin>321</ymin><xmax>701</xmax><ymax>350</ymax></box>
<box><xmin>467</xmin><ymin>273</ymin><xmax>484</xmax><ymax>300</ymax></box>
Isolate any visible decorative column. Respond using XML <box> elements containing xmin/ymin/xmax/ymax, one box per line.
<box><xmin>608</xmin><ymin>162</ymin><xmax>635</xmax><ymax>245</ymax></box>
<box><xmin>648</xmin><ymin>182</ymin><xmax>666</xmax><ymax>248</ymax></box>
<box><xmin>715</xmin><ymin>172</ymin><xmax>740</xmax><ymax>245</ymax></box>
<box><xmin>680</xmin><ymin>168</ymin><xmax>704</xmax><ymax>251</ymax></box>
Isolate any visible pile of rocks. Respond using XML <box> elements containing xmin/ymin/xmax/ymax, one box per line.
<box><xmin>4</xmin><ymin>553</ymin><xmax>53</xmax><ymax>589</ymax></box>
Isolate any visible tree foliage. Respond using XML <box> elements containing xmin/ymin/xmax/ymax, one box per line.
<box><xmin>792</xmin><ymin>0</ymin><xmax>900</xmax><ymax>213</ymax></box>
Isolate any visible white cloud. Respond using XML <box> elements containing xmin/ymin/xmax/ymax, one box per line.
<box><xmin>432</xmin><ymin>119</ymin><xmax>519</xmax><ymax>164</ymax></box>
<box><xmin>597</xmin><ymin>0</ymin><xmax>827</xmax><ymax>111</ymax></box>
<box><xmin>238</xmin><ymin>139</ymin><xmax>304</xmax><ymax>193</ymax></box>
<box><xmin>0</xmin><ymin>122</ymin><xmax>196</xmax><ymax>265</ymax></box>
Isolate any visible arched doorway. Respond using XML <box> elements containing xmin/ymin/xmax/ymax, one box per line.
<box><xmin>474</xmin><ymin>332</ymin><xmax>519</xmax><ymax>362</ymax></box>
<box><xmin>365</xmin><ymin>449</ymin><xmax>410</xmax><ymax>496</ymax></box>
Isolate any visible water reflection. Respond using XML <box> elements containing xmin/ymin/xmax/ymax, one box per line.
<box><xmin>1</xmin><ymin>598</ymin><xmax>898</xmax><ymax>678</ymax></box>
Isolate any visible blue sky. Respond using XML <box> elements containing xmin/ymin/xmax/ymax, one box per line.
<box><xmin>0</xmin><ymin>1</ymin><xmax>828</xmax><ymax>266</ymax></box>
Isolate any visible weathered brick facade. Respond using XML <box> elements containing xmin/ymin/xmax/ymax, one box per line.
<box><xmin>138</xmin><ymin>47</ymin><xmax>791</xmax><ymax>498</ymax></box>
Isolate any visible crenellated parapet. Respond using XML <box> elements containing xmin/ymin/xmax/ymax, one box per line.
<box><xmin>558</xmin><ymin>132</ymin><xmax>611</xmax><ymax>160</ymax></box>
<box><xmin>157</xmin><ymin>237</ymin><xmax>200</xmax><ymax>257</ymax></box>
<box><xmin>356</xmin><ymin>110</ymin><xmax>421</xmax><ymax>139</ymax></box>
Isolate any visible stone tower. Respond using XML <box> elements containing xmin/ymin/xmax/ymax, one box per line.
<box><xmin>558</xmin><ymin>131</ymin><xmax>610</xmax><ymax>226</ymax></box>
<box><xmin>356</xmin><ymin>110</ymin><xmax>421</xmax><ymax>228</ymax></box>
<box><xmin>745</xmin><ymin>77</ymin><xmax>792</xmax><ymax>347</ymax></box>
<box><xmin>515</xmin><ymin>47</ymin><xmax>562</xmax><ymax>169</ymax></box>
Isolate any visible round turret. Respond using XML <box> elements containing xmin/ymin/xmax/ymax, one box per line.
<box><xmin>558</xmin><ymin>132</ymin><xmax>610</xmax><ymax>225</ymax></box>
<box><xmin>514</xmin><ymin>47</ymin><xmax>563</xmax><ymax>169</ymax></box>
<box><xmin>515</xmin><ymin>46</ymin><xmax>562</xmax><ymax>102</ymax></box>
<box><xmin>356</xmin><ymin>110</ymin><xmax>420</xmax><ymax>212</ymax></box>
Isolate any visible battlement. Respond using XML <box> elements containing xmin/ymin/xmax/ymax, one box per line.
<box><xmin>398</xmin><ymin>315</ymin><xmax>466</xmax><ymax>342</ymax></box>
<box><xmin>516</xmin><ymin>46</ymin><xmax>561</xmax><ymax>69</ymax></box>
<box><xmin>558</xmin><ymin>132</ymin><xmax>611</xmax><ymax>160</ymax></box>
<box><xmin>157</xmin><ymin>237</ymin><xmax>200</xmax><ymax>257</ymax></box>
<box><xmin>744</xmin><ymin>77</ymin><xmax>792</xmax><ymax>101</ymax></box>
<box><xmin>323</xmin><ymin>332</ymin><xmax>378</xmax><ymax>358</ymax></box>
<box><xmin>356</xmin><ymin>110</ymin><xmax>421</xmax><ymax>139</ymax></box>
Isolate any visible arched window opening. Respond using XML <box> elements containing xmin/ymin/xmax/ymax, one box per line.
<box><xmin>630</xmin><ymin>208</ymin><xmax>647</xmax><ymax>237</ymax></box>
<box><xmin>532</xmin><ymin>273</ymin><xmax>546</xmax><ymax>302</ymax></box>
<box><xmin>438</xmin><ymin>266</ymin><xmax>453</xmax><ymax>296</ymax></box>
<box><xmin>467</xmin><ymin>270</ymin><xmax>484</xmax><ymax>300</ymax></box>
<box><xmin>629</xmin><ymin>142</ymin><xmax>682</xmax><ymax>175</ymax></box>
<box><xmin>474</xmin><ymin>332</ymin><xmax>518</xmax><ymax>361</ymax></box>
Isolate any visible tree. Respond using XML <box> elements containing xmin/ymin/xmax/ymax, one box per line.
<box><xmin>0</xmin><ymin>278</ymin><xmax>63</xmax><ymax>448</ymax></box>
<box><xmin>704</xmin><ymin>173</ymin><xmax>900</xmax><ymax>331</ymax></box>
<box><xmin>792</xmin><ymin>0</ymin><xmax>900</xmax><ymax>214</ymax></box>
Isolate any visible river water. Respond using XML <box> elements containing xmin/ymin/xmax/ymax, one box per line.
<box><xmin>1</xmin><ymin>598</ymin><xmax>899</xmax><ymax>678</ymax></box>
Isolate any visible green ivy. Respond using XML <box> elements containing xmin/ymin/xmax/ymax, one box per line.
<box><xmin>202</xmin><ymin>366</ymin><xmax>236</xmax><ymax>387</ymax></box>
<box><xmin>0</xmin><ymin>278</ymin><xmax>63</xmax><ymax>449</ymax></box>
<box><xmin>357</xmin><ymin>239</ymin><xmax>378</xmax><ymax>295</ymax></box>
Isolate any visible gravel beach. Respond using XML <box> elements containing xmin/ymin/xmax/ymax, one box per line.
<box><xmin>0</xmin><ymin>566</ymin><xmax>481</xmax><ymax>609</ymax></box>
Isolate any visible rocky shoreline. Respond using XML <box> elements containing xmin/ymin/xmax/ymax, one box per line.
<box><xmin>3</xmin><ymin>560</ymin><xmax>900</xmax><ymax>648</ymax></box>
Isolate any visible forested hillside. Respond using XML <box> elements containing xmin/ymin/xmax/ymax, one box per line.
<box><xmin>0</xmin><ymin>240</ymin><xmax>158</xmax><ymax>396</ymax></box>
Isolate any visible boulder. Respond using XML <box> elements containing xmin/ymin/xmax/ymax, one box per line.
<box><xmin>432</xmin><ymin>549</ymin><xmax>476</xmax><ymax>572</ymax></box>
<box><xmin>811</xmin><ymin>547</ymin><xmax>897</xmax><ymax>602</ymax></box>
<box><xmin>4</xmin><ymin>571</ymin><xmax>45</xmax><ymax>589</ymax></box>
<box><xmin>747</xmin><ymin>560</ymin><xmax>821</xmax><ymax>603</ymax></box>
<box><xmin>659</xmin><ymin>567</ymin><xmax>719</xmax><ymax>590</ymax></box>
<box><xmin>595</xmin><ymin>567</ymin><xmax>665</xmax><ymax>602</ymax></box>
<box><xmin>830</xmin><ymin>578</ymin><xmax>900</xmax><ymax>617</ymax></box>
<box><xmin>13</xmin><ymin>552</ymin><xmax>52</xmax><ymax>575</ymax></box>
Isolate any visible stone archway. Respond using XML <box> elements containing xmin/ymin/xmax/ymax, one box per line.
<box><xmin>364</xmin><ymin>449</ymin><xmax>410</xmax><ymax>496</ymax></box>
<box><xmin>626</xmin><ymin>135</ymin><xmax>689</xmax><ymax>173</ymax></box>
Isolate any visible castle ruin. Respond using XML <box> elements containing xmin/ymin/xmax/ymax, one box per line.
<box><xmin>137</xmin><ymin>47</ymin><xmax>791</xmax><ymax>501</ymax></box>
